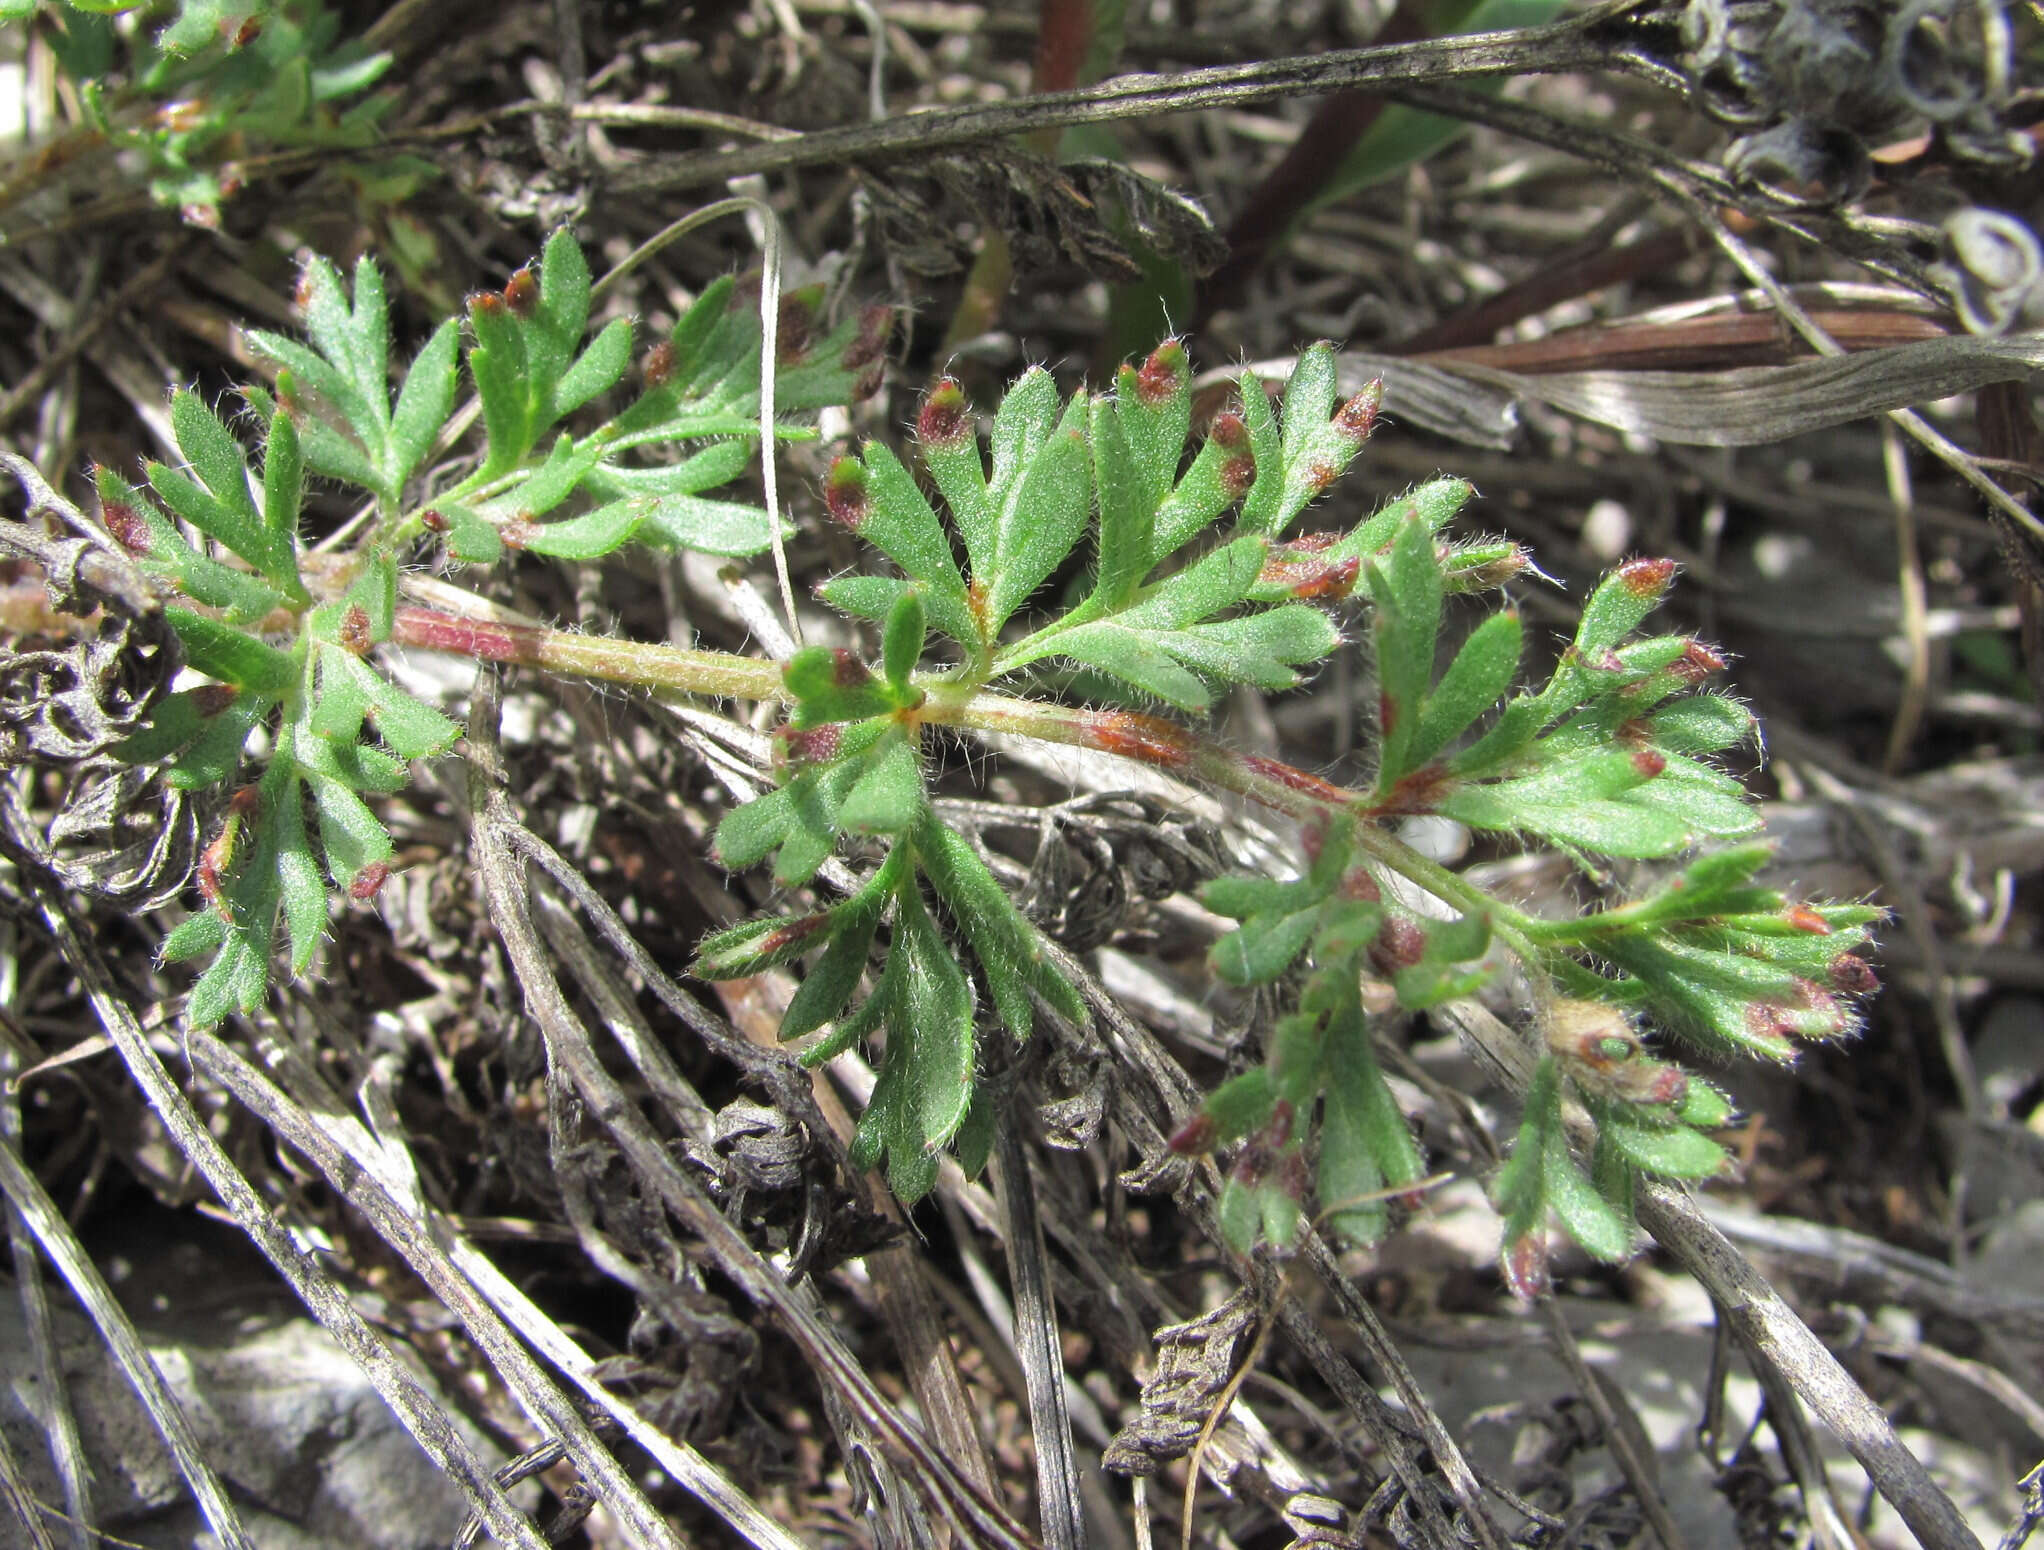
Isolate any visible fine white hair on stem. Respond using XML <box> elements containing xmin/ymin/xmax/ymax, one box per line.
<box><xmin>595</xmin><ymin>197</ymin><xmax>802</xmax><ymax>650</ymax></box>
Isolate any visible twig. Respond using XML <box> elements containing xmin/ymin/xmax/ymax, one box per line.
<box><xmin>25</xmin><ymin>886</ymin><xmax>549</xmax><ymax>1550</ymax></box>
<box><xmin>464</xmin><ymin>673</ymin><xmax>1043</xmax><ymax>1549</ymax></box>
<box><xmin>179</xmin><ymin>1028</ymin><xmax>699</xmax><ymax>1550</ymax></box>
<box><xmin>1537</xmin><ymin>1300</ymin><xmax>1689</xmax><ymax>1550</ymax></box>
<box><xmin>994</xmin><ymin>1111</ymin><xmax>1089</xmax><ymax>1550</ymax></box>
<box><xmin>0</xmin><ymin>1036</ymin><xmax>91</xmax><ymax>1550</ymax></box>
<box><xmin>607</xmin><ymin>21</ymin><xmax>1626</xmax><ymax>194</ymax></box>
<box><xmin>0</xmin><ymin>1129</ymin><xmax>255</xmax><ymax>1550</ymax></box>
<box><xmin>0</xmin><ymin>1420</ymin><xmax>57</xmax><ymax>1550</ymax></box>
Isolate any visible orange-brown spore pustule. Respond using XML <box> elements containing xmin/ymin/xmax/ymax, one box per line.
<box><xmin>338</xmin><ymin>604</ymin><xmax>374</xmax><ymax>656</ymax></box>
<box><xmin>499</xmin><ymin>516</ymin><xmax>540</xmax><ymax>551</ymax></box>
<box><xmin>823</xmin><ymin>457</ymin><xmax>871</xmax><ymax>529</ymax></box>
<box><xmin>1240</xmin><ymin>753</ymin><xmax>1351</xmax><ymax>807</ymax></box>
<box><xmin>1631</xmin><ymin>748</ymin><xmax>1667</xmax><ymax>779</ymax></box>
<box><xmin>1785</xmin><ymin>904</ymin><xmax>1832</xmax><ymax>935</ymax></box>
<box><xmin>1673</xmin><ymin>640</ymin><xmax>1730</xmax><ymax>682</ymax></box>
<box><xmin>1086</xmin><ymin>712</ymin><xmax>1198</xmax><ymax>771</ymax></box>
<box><xmin>1334</xmin><ymin>380</ymin><xmax>1383</xmax><ymax>440</ymax></box>
<box><xmin>349</xmin><ymin>861</ymin><xmax>391</xmax><ymax>902</ymax></box>
<box><xmin>642</xmin><ymin>339</ymin><xmax>677</xmax><ymax>390</ymax></box>
<box><xmin>100</xmin><ymin>496</ymin><xmax>151</xmax><ymax>555</ymax></box>
<box><xmin>1370</xmin><ymin>915</ymin><xmax>1426</xmax><ymax>974</ymax></box>
<box><xmin>502</xmin><ymin>268</ymin><xmax>539</xmax><ymax>319</ymax></box>
<box><xmin>1168</xmin><ymin>1112</ymin><xmax>1217</xmax><ymax>1155</ymax></box>
<box><xmin>1504</xmin><ymin>1232</ymin><xmax>1550</xmax><ymax>1300</ymax></box>
<box><xmin>1617</xmin><ymin>555</ymin><xmax>1678</xmax><ymax>599</ymax></box>
<box><xmin>420</xmin><ymin>507</ymin><xmax>450</xmax><ymax>533</ymax></box>
<box><xmin>1259</xmin><ymin>538</ymin><xmax>1361</xmax><ymax>600</ymax></box>
<box><xmin>1341</xmin><ymin>866</ymin><xmax>1382</xmax><ymax>903</ymax></box>
<box><xmin>1134</xmin><ymin>339</ymin><xmax>1189</xmax><ymax>406</ymax></box>
<box><xmin>777</xmin><ymin>723</ymin><xmax>843</xmax><ymax>768</ymax></box>
<box><xmin>1209</xmin><ymin>411</ymin><xmax>1256</xmax><ymax>499</ymax></box>
<box><xmin>841</xmin><ymin>304</ymin><xmax>895</xmax><ymax>372</ymax></box>
<box><xmin>190</xmin><ymin>683</ymin><xmax>239</xmax><ymax>719</ymax></box>
<box><xmin>918</xmin><ymin>380</ymin><xmax>971</xmax><ymax>449</ymax></box>
<box><xmin>1371</xmin><ymin>761</ymin><xmax>1455</xmax><ymax>818</ymax></box>
<box><xmin>777</xmin><ymin>286</ymin><xmax>822</xmax><ymax>365</ymax></box>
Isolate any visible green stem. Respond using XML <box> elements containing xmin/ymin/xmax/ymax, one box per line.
<box><xmin>386</xmin><ymin>605</ymin><xmax>1545</xmax><ymax>949</ymax></box>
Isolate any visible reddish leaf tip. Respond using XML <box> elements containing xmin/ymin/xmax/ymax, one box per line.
<box><xmin>1134</xmin><ymin>339</ymin><xmax>1188</xmax><ymax>406</ymax></box>
<box><xmin>1334</xmin><ymin>380</ymin><xmax>1383</xmax><ymax>440</ymax></box>
<box><xmin>502</xmin><ymin>269</ymin><xmax>539</xmax><ymax>318</ymax></box>
<box><xmin>1829</xmin><ymin>953</ymin><xmax>1879</xmax><ymax>995</ymax></box>
<box><xmin>420</xmin><ymin>507</ymin><xmax>449</xmax><ymax>532</ymax></box>
<box><xmin>823</xmin><ymin>457</ymin><xmax>871</xmax><ymax>528</ymax></box>
<box><xmin>1369</xmin><ymin>916</ymin><xmax>1426</xmax><ymax>974</ymax></box>
<box><xmin>1631</xmin><ymin>748</ymin><xmax>1667</xmax><ymax>779</ymax></box>
<box><xmin>1674</xmin><ymin>640</ymin><xmax>1729</xmax><ymax>682</ymax></box>
<box><xmin>1785</xmin><ymin>904</ymin><xmax>1831</xmax><ymax>935</ymax></box>
<box><xmin>1504</xmin><ymin>1232</ymin><xmax>1550</xmax><ymax>1300</ymax></box>
<box><xmin>1617</xmin><ymin>556</ymin><xmax>1677</xmax><ymax>599</ymax></box>
<box><xmin>349</xmin><ymin>861</ymin><xmax>391</xmax><ymax>902</ymax></box>
<box><xmin>1168</xmin><ymin>1113</ymin><xmax>1217</xmax><ymax>1155</ymax></box>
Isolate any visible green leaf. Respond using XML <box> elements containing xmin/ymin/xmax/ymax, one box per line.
<box><xmin>162</xmin><ymin>908</ymin><xmax>228</xmax><ymax>963</ymax></box>
<box><xmin>692</xmin><ymin>914</ymin><xmax>833</xmax><ymax>978</ymax></box>
<box><xmin>779</xmin><ymin>859</ymin><xmax>899</xmax><ymax>1042</ymax></box>
<box><xmin>189</xmin><ymin>936</ymin><xmax>267</xmax><ymax>1026</ymax></box>
<box><xmin>311</xmin><ymin>776</ymin><xmax>394</xmax><ymax>890</ymax></box>
<box><xmin>310</xmin><ymin>647</ymin><xmax>370</xmax><ymax>743</ymax></box>
<box><xmin>387</xmin><ymin>321</ymin><xmax>459</xmax><ymax>493</ymax></box>
<box><xmin>916</xmin><ymin>378</ymin><xmax>994</xmax><ymax>575</ymax></box>
<box><xmin>273</xmin><ymin>773</ymin><xmax>327</xmax><ymax>973</ymax></box>
<box><xmin>882</xmin><ymin>591</ymin><xmax>925</xmax><ymax>698</ymax></box>
<box><xmin>519</xmin><ymin>500</ymin><xmax>651</xmax><ymax>559</ymax></box>
<box><xmin>1409</xmin><ymin>610</ymin><xmax>1521</xmax><ymax>769</ymax></box>
<box><xmin>1203</xmin><ymin>1068</ymin><xmax>1276</xmax><ymax>1146</ymax></box>
<box><xmin>862</xmin><ymin>890</ymin><xmax>975</xmax><ymax>1199</ymax></box>
<box><xmin>918</xmin><ymin>815</ymin><xmax>1075</xmax><ymax>1041</ymax></box>
<box><xmin>784</xmin><ymin>649</ymin><xmax>900</xmax><ymax>727</ymax></box>
<box><xmin>114</xmin><ymin>688</ymin><xmax>218</xmax><ymax>765</ymax></box>
<box><xmin>1368</xmin><ymin>511</ymin><xmax>1444</xmax><ymax>787</ymax></box>
<box><xmin>838</xmin><ymin>735</ymin><xmax>925</xmax><ymax>835</ymax></box>
<box><xmin>1048</xmin><ymin>622</ymin><xmax>1210</xmax><ymax>710</ymax></box>
<box><xmin>634</xmin><ymin>493</ymin><xmax>779</xmax><ymax>557</ymax></box>
<box><xmin>714</xmin><ymin>784</ymin><xmax>797</xmax><ymax>871</ymax></box>
<box><xmin>838</xmin><ymin>445</ymin><xmax>976</xmax><ymax>643</ymax></box>
<box><xmin>262</xmin><ymin>408</ymin><xmax>304</xmax><ymax>549</ymax></box>
<box><xmin>1089</xmin><ymin>393</ymin><xmax>1156</xmax><ymax>610</ymax></box>
<box><xmin>989</xmin><ymin>393</ymin><xmax>1091</xmax><ymax>631</ymax></box>
<box><xmin>532</xmin><ymin>228</ymin><xmax>593</xmax><ymax>389</ymax></box>
<box><xmin>1116</xmin><ymin>536</ymin><xmax>1266</xmax><ymax>630</ymax></box>
<box><xmin>818</xmin><ymin>574</ymin><xmax>918</xmax><ymax>629</ymax></box>
<box><xmin>1599</xmin><ymin>1113</ymin><xmax>1727</xmax><ymax>1179</ymax></box>
<box><xmin>1113</xmin><ymin>338</ymin><xmax>1191</xmax><ymax>509</ymax></box>
<box><xmin>164</xmin><ymin>695</ymin><xmax>266</xmax><ymax>789</ymax></box>
<box><xmin>554</xmin><ymin>315</ymin><xmax>632</xmax><ymax>418</ymax></box>
<box><xmin>1210</xmin><ymin>906</ymin><xmax>1321</xmax><ymax>986</ymax></box>
<box><xmin>166</xmin><ymin>607</ymin><xmax>295</xmax><ymax>694</ymax></box>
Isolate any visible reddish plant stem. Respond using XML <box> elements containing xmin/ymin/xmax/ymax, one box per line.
<box><xmin>389</xmin><ymin>606</ymin><xmax>788</xmax><ymax>703</ymax></box>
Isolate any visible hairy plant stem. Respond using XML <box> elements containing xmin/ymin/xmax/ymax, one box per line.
<box><xmin>386</xmin><ymin>604</ymin><xmax>1546</xmax><ymax>960</ymax></box>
